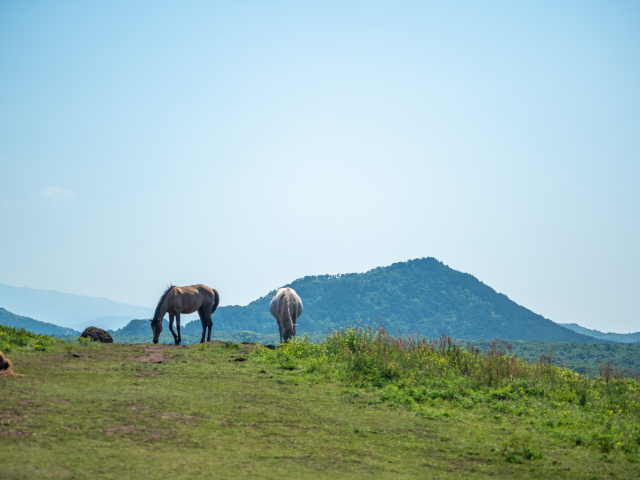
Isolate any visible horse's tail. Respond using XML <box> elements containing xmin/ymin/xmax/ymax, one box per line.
<box><xmin>211</xmin><ymin>289</ymin><xmax>220</xmax><ymax>315</ymax></box>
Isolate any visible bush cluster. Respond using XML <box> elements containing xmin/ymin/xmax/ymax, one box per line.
<box><xmin>0</xmin><ymin>324</ymin><xmax>61</xmax><ymax>353</ymax></box>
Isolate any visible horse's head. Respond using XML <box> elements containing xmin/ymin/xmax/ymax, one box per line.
<box><xmin>281</xmin><ymin>323</ymin><xmax>298</xmax><ymax>343</ymax></box>
<box><xmin>149</xmin><ymin>318</ymin><xmax>162</xmax><ymax>344</ymax></box>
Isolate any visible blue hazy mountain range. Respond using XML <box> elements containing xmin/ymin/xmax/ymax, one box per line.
<box><xmin>0</xmin><ymin>308</ymin><xmax>81</xmax><ymax>336</ymax></box>
<box><xmin>0</xmin><ymin>258</ymin><xmax>623</xmax><ymax>343</ymax></box>
<box><xmin>0</xmin><ymin>283</ymin><xmax>154</xmax><ymax>330</ymax></box>
<box><xmin>559</xmin><ymin>323</ymin><xmax>640</xmax><ymax>344</ymax></box>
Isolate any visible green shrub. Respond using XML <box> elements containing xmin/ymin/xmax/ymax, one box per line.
<box><xmin>0</xmin><ymin>324</ymin><xmax>60</xmax><ymax>352</ymax></box>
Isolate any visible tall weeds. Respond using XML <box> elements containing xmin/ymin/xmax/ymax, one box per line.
<box><xmin>254</xmin><ymin>325</ymin><xmax>640</xmax><ymax>420</ymax></box>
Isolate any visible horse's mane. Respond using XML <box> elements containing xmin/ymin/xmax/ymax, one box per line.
<box><xmin>152</xmin><ymin>284</ymin><xmax>173</xmax><ymax>324</ymax></box>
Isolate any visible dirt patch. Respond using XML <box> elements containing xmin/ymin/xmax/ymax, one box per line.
<box><xmin>43</xmin><ymin>354</ymin><xmax>67</xmax><ymax>360</ymax></box>
<box><xmin>137</xmin><ymin>369</ymin><xmax>161</xmax><ymax>377</ymax></box>
<box><xmin>52</xmin><ymin>399</ymin><xmax>71</xmax><ymax>404</ymax></box>
<box><xmin>1</xmin><ymin>429</ymin><xmax>28</xmax><ymax>436</ymax></box>
<box><xmin>0</xmin><ymin>413</ymin><xmax>22</xmax><ymax>423</ymax></box>
<box><xmin>130</xmin><ymin>345</ymin><xmax>180</xmax><ymax>363</ymax></box>
<box><xmin>19</xmin><ymin>399</ymin><xmax>35</xmax><ymax>405</ymax></box>
<box><xmin>104</xmin><ymin>426</ymin><xmax>140</xmax><ymax>435</ymax></box>
<box><xmin>156</xmin><ymin>412</ymin><xmax>194</xmax><ymax>421</ymax></box>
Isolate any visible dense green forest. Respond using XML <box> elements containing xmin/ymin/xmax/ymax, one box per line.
<box><xmin>209</xmin><ymin>258</ymin><xmax>605</xmax><ymax>343</ymax></box>
<box><xmin>0</xmin><ymin>307</ymin><xmax>80</xmax><ymax>336</ymax></box>
<box><xmin>560</xmin><ymin>323</ymin><xmax>640</xmax><ymax>344</ymax></box>
<box><xmin>468</xmin><ymin>339</ymin><xmax>640</xmax><ymax>377</ymax></box>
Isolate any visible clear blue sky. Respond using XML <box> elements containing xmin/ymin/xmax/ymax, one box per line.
<box><xmin>1</xmin><ymin>1</ymin><xmax>638</xmax><ymax>332</ymax></box>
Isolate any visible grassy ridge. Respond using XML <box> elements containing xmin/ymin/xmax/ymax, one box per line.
<box><xmin>50</xmin><ymin>321</ymin><xmax>640</xmax><ymax>376</ymax></box>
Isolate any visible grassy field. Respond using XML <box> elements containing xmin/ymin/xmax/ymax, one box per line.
<box><xmin>1</xmin><ymin>326</ymin><xmax>640</xmax><ymax>479</ymax></box>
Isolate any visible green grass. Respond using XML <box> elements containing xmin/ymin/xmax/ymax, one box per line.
<box><xmin>1</xmin><ymin>327</ymin><xmax>639</xmax><ymax>479</ymax></box>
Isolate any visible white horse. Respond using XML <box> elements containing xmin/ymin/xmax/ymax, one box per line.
<box><xmin>269</xmin><ymin>287</ymin><xmax>303</xmax><ymax>343</ymax></box>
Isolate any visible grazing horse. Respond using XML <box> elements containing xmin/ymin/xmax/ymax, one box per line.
<box><xmin>149</xmin><ymin>284</ymin><xmax>220</xmax><ymax>344</ymax></box>
<box><xmin>269</xmin><ymin>287</ymin><xmax>303</xmax><ymax>343</ymax></box>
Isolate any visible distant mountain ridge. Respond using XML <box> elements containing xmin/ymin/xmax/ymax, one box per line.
<box><xmin>0</xmin><ymin>283</ymin><xmax>153</xmax><ymax>329</ymax></box>
<box><xmin>0</xmin><ymin>308</ymin><xmax>80</xmax><ymax>336</ymax></box>
<box><xmin>559</xmin><ymin>323</ymin><xmax>640</xmax><ymax>344</ymax></box>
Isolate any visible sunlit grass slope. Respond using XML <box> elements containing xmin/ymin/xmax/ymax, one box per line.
<box><xmin>1</xmin><ymin>327</ymin><xmax>639</xmax><ymax>479</ymax></box>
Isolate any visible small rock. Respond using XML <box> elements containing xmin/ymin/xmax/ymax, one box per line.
<box><xmin>80</xmin><ymin>327</ymin><xmax>114</xmax><ymax>344</ymax></box>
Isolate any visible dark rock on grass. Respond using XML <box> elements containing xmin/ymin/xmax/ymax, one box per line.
<box><xmin>80</xmin><ymin>327</ymin><xmax>114</xmax><ymax>343</ymax></box>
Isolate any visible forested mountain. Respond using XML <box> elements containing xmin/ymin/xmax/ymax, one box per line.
<box><xmin>559</xmin><ymin>323</ymin><xmax>640</xmax><ymax>344</ymax></box>
<box><xmin>0</xmin><ymin>307</ymin><xmax>80</xmax><ymax>336</ymax></box>
<box><xmin>4</xmin><ymin>257</ymin><xmax>609</xmax><ymax>343</ymax></box>
<box><xmin>207</xmin><ymin>257</ymin><xmax>603</xmax><ymax>343</ymax></box>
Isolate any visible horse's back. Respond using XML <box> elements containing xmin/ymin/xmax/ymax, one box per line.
<box><xmin>170</xmin><ymin>284</ymin><xmax>217</xmax><ymax>312</ymax></box>
<box><xmin>270</xmin><ymin>288</ymin><xmax>303</xmax><ymax>320</ymax></box>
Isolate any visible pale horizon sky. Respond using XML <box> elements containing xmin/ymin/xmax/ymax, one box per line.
<box><xmin>1</xmin><ymin>1</ymin><xmax>638</xmax><ymax>333</ymax></box>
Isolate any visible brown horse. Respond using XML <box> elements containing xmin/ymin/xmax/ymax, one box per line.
<box><xmin>149</xmin><ymin>284</ymin><xmax>220</xmax><ymax>344</ymax></box>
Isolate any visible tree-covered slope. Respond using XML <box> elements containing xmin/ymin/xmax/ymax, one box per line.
<box><xmin>469</xmin><ymin>339</ymin><xmax>640</xmax><ymax>376</ymax></box>
<box><xmin>0</xmin><ymin>307</ymin><xmax>80</xmax><ymax>336</ymax></box>
<box><xmin>207</xmin><ymin>258</ymin><xmax>604</xmax><ymax>342</ymax></box>
<box><xmin>559</xmin><ymin>323</ymin><xmax>640</xmax><ymax>344</ymax></box>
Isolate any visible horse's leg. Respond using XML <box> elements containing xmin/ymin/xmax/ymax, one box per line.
<box><xmin>198</xmin><ymin>309</ymin><xmax>207</xmax><ymax>344</ymax></box>
<box><xmin>168</xmin><ymin>312</ymin><xmax>179</xmax><ymax>345</ymax></box>
<box><xmin>200</xmin><ymin>305</ymin><xmax>213</xmax><ymax>343</ymax></box>
<box><xmin>176</xmin><ymin>312</ymin><xmax>181</xmax><ymax>345</ymax></box>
